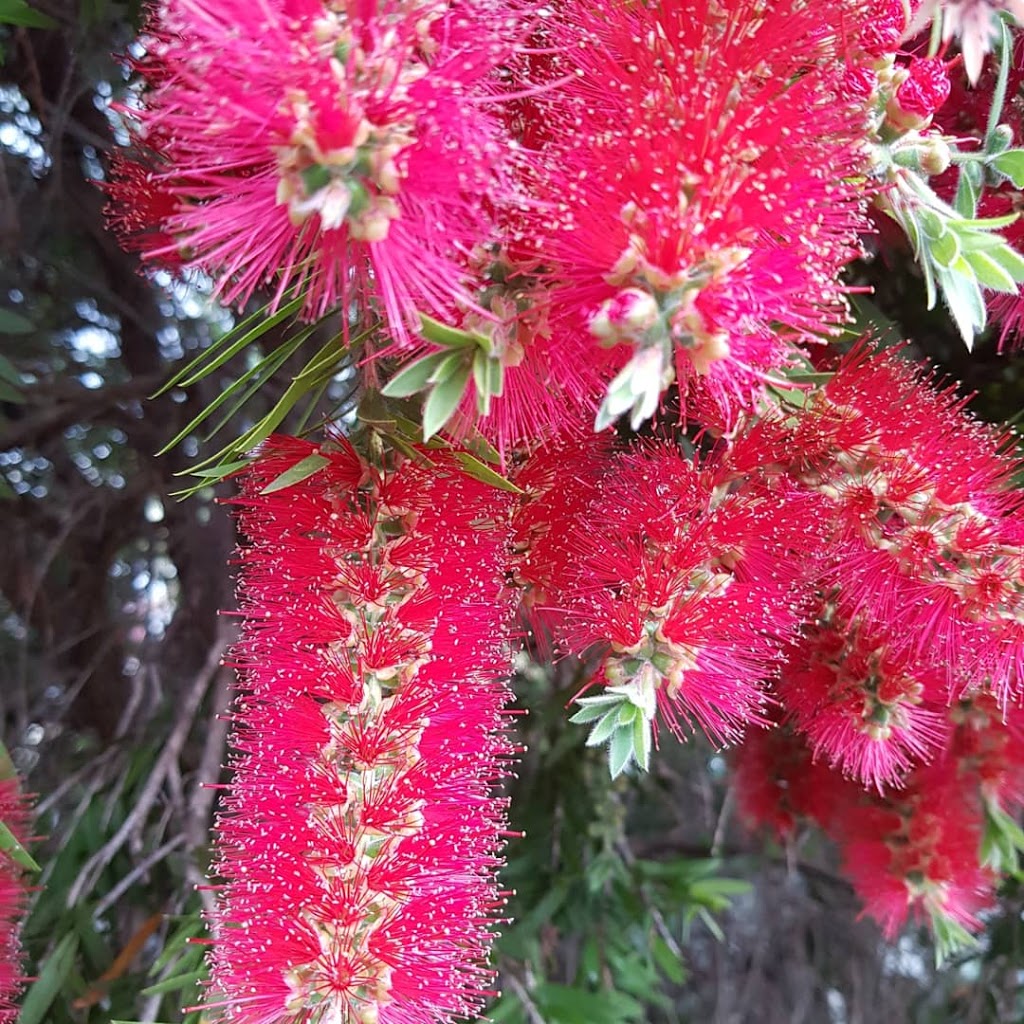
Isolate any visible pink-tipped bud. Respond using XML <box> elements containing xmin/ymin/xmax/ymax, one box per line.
<box><xmin>589</xmin><ymin>288</ymin><xmax>660</xmax><ymax>342</ymax></box>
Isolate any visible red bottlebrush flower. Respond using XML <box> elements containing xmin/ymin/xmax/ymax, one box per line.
<box><xmin>104</xmin><ymin>151</ymin><xmax>185</xmax><ymax>271</ymax></box>
<box><xmin>522</xmin><ymin>0</ymin><xmax>871</xmax><ymax>430</ymax></box>
<box><xmin>0</xmin><ymin>777</ymin><xmax>31</xmax><ymax>1024</ymax></box>
<box><xmin>732</xmin><ymin>710</ymin><xmax>854</xmax><ymax>839</ymax></box>
<box><xmin>778</xmin><ymin>606</ymin><xmax>950</xmax><ymax>790</ymax></box>
<box><xmin>949</xmin><ymin>692</ymin><xmax>1024</xmax><ymax>812</ymax></box>
<box><xmin>887</xmin><ymin>57</ymin><xmax>952</xmax><ymax>130</ymax></box>
<box><xmin>115</xmin><ymin>0</ymin><xmax>532</xmax><ymax>335</ymax></box>
<box><xmin>835</xmin><ymin>762</ymin><xmax>996</xmax><ymax>938</ymax></box>
<box><xmin>208</xmin><ymin>438</ymin><xmax>516</xmax><ymax>1024</ymax></box>
<box><xmin>541</xmin><ymin>442</ymin><xmax>819</xmax><ymax>748</ymax></box>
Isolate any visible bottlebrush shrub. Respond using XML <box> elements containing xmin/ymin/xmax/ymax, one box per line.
<box><xmin>208</xmin><ymin>437</ymin><xmax>516</xmax><ymax>1024</ymax></box>
<box><xmin>0</xmin><ymin>777</ymin><xmax>30</xmax><ymax>1024</ymax></box>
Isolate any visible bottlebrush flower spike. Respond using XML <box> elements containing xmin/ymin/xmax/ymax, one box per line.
<box><xmin>785</xmin><ymin>343</ymin><xmax>1024</xmax><ymax>699</ymax></box>
<box><xmin>732</xmin><ymin>709</ymin><xmax>852</xmax><ymax>840</ymax></box>
<box><xmin>208</xmin><ymin>438</ymin><xmax>516</xmax><ymax>1024</ymax></box>
<box><xmin>777</xmin><ymin>605</ymin><xmax>950</xmax><ymax>790</ymax></box>
<box><xmin>835</xmin><ymin>762</ymin><xmax>996</xmax><ymax>946</ymax></box>
<box><xmin>522</xmin><ymin>0</ymin><xmax>871</xmax><ymax>431</ymax></box>
<box><xmin>115</xmin><ymin>0</ymin><xmax>532</xmax><ymax>333</ymax></box>
<box><xmin>0</xmin><ymin>776</ymin><xmax>32</xmax><ymax>1024</ymax></box>
<box><xmin>545</xmin><ymin>442</ymin><xmax>822</xmax><ymax>770</ymax></box>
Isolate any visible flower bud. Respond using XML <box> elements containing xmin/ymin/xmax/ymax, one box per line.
<box><xmin>886</xmin><ymin>58</ymin><xmax>951</xmax><ymax>133</ymax></box>
<box><xmin>589</xmin><ymin>288</ymin><xmax>660</xmax><ymax>342</ymax></box>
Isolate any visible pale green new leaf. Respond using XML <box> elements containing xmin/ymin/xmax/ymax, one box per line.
<box><xmin>964</xmin><ymin>248</ymin><xmax>1019</xmax><ymax>293</ymax></box>
<box><xmin>608</xmin><ymin>727</ymin><xmax>635</xmax><ymax>779</ymax></box>
<box><xmin>381</xmin><ymin>351</ymin><xmax>451</xmax><ymax>398</ymax></box>
<box><xmin>422</xmin><ymin>358</ymin><xmax>472</xmax><ymax>440</ymax></box>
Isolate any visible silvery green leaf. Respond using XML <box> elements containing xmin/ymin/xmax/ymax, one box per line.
<box><xmin>587</xmin><ymin>709</ymin><xmax>624</xmax><ymax>747</ymax></box>
<box><xmin>608</xmin><ymin>727</ymin><xmax>635</xmax><ymax>779</ymax></box>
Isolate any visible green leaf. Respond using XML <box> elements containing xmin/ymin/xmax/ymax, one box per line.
<box><xmin>16</xmin><ymin>933</ymin><xmax>79</xmax><ymax>1024</ymax></box>
<box><xmin>0</xmin><ymin>820</ymin><xmax>39</xmax><ymax>872</ymax></box>
<box><xmin>259</xmin><ymin>452</ymin><xmax>330</xmax><ymax>494</ymax></box>
<box><xmin>156</xmin><ymin>331</ymin><xmax>307</xmax><ymax>455</ymax></box>
<box><xmin>632</xmin><ymin>713</ymin><xmax>651</xmax><ymax>772</ymax></box>
<box><xmin>992</xmin><ymin>149</ymin><xmax>1024</xmax><ymax>187</ymax></box>
<box><xmin>936</xmin><ymin>259</ymin><xmax>986</xmax><ymax>348</ymax></box>
<box><xmin>960</xmin><ymin>213</ymin><xmax>1019</xmax><ymax>231</ymax></box>
<box><xmin>964</xmin><ymin>248</ymin><xmax>1019</xmax><ymax>293</ymax></box>
<box><xmin>0</xmin><ymin>308</ymin><xmax>34</xmax><ymax>334</ymax></box>
<box><xmin>0</xmin><ymin>354</ymin><xmax>22</xmax><ymax>387</ymax></box>
<box><xmin>417</xmin><ymin>313</ymin><xmax>485</xmax><ymax>350</ymax></box>
<box><xmin>451</xmin><ymin>450</ymin><xmax>522</xmax><ymax>494</ymax></box>
<box><xmin>929</xmin><ymin>226</ymin><xmax>960</xmax><ymax>268</ymax></box>
<box><xmin>954</xmin><ymin>167</ymin><xmax>979</xmax><ymax>218</ymax></box>
<box><xmin>0</xmin><ymin>0</ymin><xmax>57</xmax><ymax>29</ymax></box>
<box><xmin>569</xmin><ymin>703</ymin><xmax>615</xmax><ymax>725</ymax></box>
<box><xmin>586</xmin><ymin>709</ymin><xmax>623</xmax><ymax>748</ymax></box>
<box><xmin>983</xmin><ymin>240</ymin><xmax>1024</xmax><ymax>281</ymax></box>
<box><xmin>157</xmin><ymin>296</ymin><xmax>304</xmax><ymax>396</ymax></box>
<box><xmin>0</xmin><ymin>380</ymin><xmax>25</xmax><ymax>404</ymax></box>
<box><xmin>382</xmin><ymin>352</ymin><xmax>450</xmax><ymax>399</ymax></box>
<box><xmin>930</xmin><ymin>912</ymin><xmax>979</xmax><ymax>966</ymax></box>
<box><xmin>140</xmin><ymin>969</ymin><xmax>207</xmax><ymax>998</ymax></box>
<box><xmin>421</xmin><ymin>358</ymin><xmax>472</xmax><ymax>440</ymax></box>
<box><xmin>608</xmin><ymin>726</ymin><xmax>634</xmax><ymax>779</ymax></box>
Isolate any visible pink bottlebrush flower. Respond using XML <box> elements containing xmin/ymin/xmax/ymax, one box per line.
<box><xmin>857</xmin><ymin>0</ymin><xmax>914</xmax><ymax>59</ymax></box>
<box><xmin>778</xmin><ymin>606</ymin><xmax>950</xmax><ymax>790</ymax></box>
<box><xmin>0</xmin><ymin>777</ymin><xmax>31</xmax><ymax>1024</ymax></box>
<box><xmin>208</xmin><ymin>438</ymin><xmax>516</xmax><ymax>1024</ymax></box>
<box><xmin>783</xmin><ymin>344</ymin><xmax>1024</xmax><ymax>698</ymax></box>
<box><xmin>949</xmin><ymin>692</ymin><xmax>1024</xmax><ymax>812</ymax></box>
<box><xmin>520</xmin><ymin>0</ymin><xmax>871</xmax><ymax>430</ymax></box>
<box><xmin>510</xmin><ymin>433</ymin><xmax>613</xmax><ymax>627</ymax></box>
<box><xmin>542</xmin><ymin>442</ymin><xmax>818</xmax><ymax>747</ymax></box>
<box><xmin>115</xmin><ymin>0</ymin><xmax>531</xmax><ymax>335</ymax></box>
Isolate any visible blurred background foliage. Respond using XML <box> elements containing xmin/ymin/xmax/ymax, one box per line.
<box><xmin>2</xmin><ymin>1</ymin><xmax>1024</xmax><ymax>1022</ymax></box>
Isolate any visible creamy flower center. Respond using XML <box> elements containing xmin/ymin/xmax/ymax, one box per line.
<box><xmin>274</xmin><ymin>13</ymin><xmax>430</xmax><ymax>241</ymax></box>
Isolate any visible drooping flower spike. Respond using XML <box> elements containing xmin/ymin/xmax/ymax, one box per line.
<box><xmin>208</xmin><ymin>437</ymin><xmax>516</xmax><ymax>1024</ymax></box>
<box><xmin>117</xmin><ymin>0</ymin><xmax>534</xmax><ymax>335</ymax></box>
<box><xmin>520</xmin><ymin>440</ymin><xmax>826</xmax><ymax>770</ymax></box>
<box><xmin>521</xmin><ymin>0</ymin><xmax>872</xmax><ymax>431</ymax></box>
